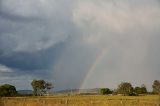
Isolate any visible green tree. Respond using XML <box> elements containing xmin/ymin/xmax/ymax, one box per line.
<box><xmin>152</xmin><ymin>80</ymin><xmax>160</xmax><ymax>94</ymax></box>
<box><xmin>134</xmin><ymin>87</ymin><xmax>142</xmax><ymax>94</ymax></box>
<box><xmin>0</xmin><ymin>84</ymin><xmax>17</xmax><ymax>97</ymax></box>
<box><xmin>141</xmin><ymin>84</ymin><xmax>147</xmax><ymax>94</ymax></box>
<box><xmin>45</xmin><ymin>82</ymin><xmax>54</xmax><ymax>95</ymax></box>
<box><xmin>31</xmin><ymin>80</ymin><xmax>46</xmax><ymax>96</ymax></box>
<box><xmin>117</xmin><ymin>82</ymin><xmax>133</xmax><ymax>96</ymax></box>
<box><xmin>134</xmin><ymin>84</ymin><xmax>147</xmax><ymax>94</ymax></box>
<box><xmin>31</xmin><ymin>80</ymin><xmax>53</xmax><ymax>96</ymax></box>
<box><xmin>100</xmin><ymin>88</ymin><xmax>112</xmax><ymax>95</ymax></box>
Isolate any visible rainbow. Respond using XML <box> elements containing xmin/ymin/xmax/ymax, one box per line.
<box><xmin>79</xmin><ymin>48</ymin><xmax>107</xmax><ymax>89</ymax></box>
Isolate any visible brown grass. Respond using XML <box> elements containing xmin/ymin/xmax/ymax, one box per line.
<box><xmin>0</xmin><ymin>95</ymin><xmax>160</xmax><ymax>106</ymax></box>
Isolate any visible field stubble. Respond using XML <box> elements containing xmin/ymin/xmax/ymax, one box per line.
<box><xmin>0</xmin><ymin>95</ymin><xmax>159</xmax><ymax>106</ymax></box>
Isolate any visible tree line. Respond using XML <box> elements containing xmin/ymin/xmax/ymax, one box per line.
<box><xmin>0</xmin><ymin>80</ymin><xmax>160</xmax><ymax>97</ymax></box>
<box><xmin>100</xmin><ymin>80</ymin><xmax>160</xmax><ymax>96</ymax></box>
<box><xmin>100</xmin><ymin>82</ymin><xmax>147</xmax><ymax>96</ymax></box>
<box><xmin>0</xmin><ymin>80</ymin><xmax>53</xmax><ymax>97</ymax></box>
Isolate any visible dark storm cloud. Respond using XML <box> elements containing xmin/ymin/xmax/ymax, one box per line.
<box><xmin>0</xmin><ymin>10</ymin><xmax>39</xmax><ymax>22</ymax></box>
<box><xmin>0</xmin><ymin>0</ymin><xmax>76</xmax><ymax>89</ymax></box>
<box><xmin>0</xmin><ymin>0</ymin><xmax>74</xmax><ymax>53</ymax></box>
<box><xmin>0</xmin><ymin>42</ymin><xmax>66</xmax><ymax>71</ymax></box>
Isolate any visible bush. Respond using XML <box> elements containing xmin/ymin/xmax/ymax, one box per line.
<box><xmin>100</xmin><ymin>88</ymin><xmax>113</xmax><ymax>95</ymax></box>
<box><xmin>117</xmin><ymin>82</ymin><xmax>133</xmax><ymax>96</ymax></box>
<box><xmin>0</xmin><ymin>84</ymin><xmax>17</xmax><ymax>97</ymax></box>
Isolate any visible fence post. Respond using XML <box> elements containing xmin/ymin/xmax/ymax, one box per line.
<box><xmin>0</xmin><ymin>97</ymin><xmax>3</xmax><ymax>106</ymax></box>
<box><xmin>65</xmin><ymin>99</ymin><xmax>68</xmax><ymax>105</ymax></box>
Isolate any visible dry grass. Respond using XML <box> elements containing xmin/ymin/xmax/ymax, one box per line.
<box><xmin>0</xmin><ymin>95</ymin><xmax>160</xmax><ymax>106</ymax></box>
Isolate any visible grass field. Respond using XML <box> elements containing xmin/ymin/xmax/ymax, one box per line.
<box><xmin>0</xmin><ymin>95</ymin><xmax>160</xmax><ymax>106</ymax></box>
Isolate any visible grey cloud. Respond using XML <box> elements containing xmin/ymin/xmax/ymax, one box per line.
<box><xmin>0</xmin><ymin>64</ymin><xmax>13</xmax><ymax>72</ymax></box>
<box><xmin>71</xmin><ymin>0</ymin><xmax>160</xmax><ymax>89</ymax></box>
<box><xmin>0</xmin><ymin>0</ymin><xmax>160</xmax><ymax>90</ymax></box>
<box><xmin>0</xmin><ymin>0</ymin><xmax>75</xmax><ymax>89</ymax></box>
<box><xmin>0</xmin><ymin>0</ymin><xmax>74</xmax><ymax>53</ymax></box>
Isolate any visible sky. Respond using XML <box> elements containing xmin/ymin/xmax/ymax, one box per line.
<box><xmin>0</xmin><ymin>0</ymin><xmax>160</xmax><ymax>91</ymax></box>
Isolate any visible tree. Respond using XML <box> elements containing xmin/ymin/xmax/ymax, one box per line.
<box><xmin>45</xmin><ymin>82</ymin><xmax>54</xmax><ymax>95</ymax></box>
<box><xmin>141</xmin><ymin>84</ymin><xmax>147</xmax><ymax>94</ymax></box>
<box><xmin>31</xmin><ymin>80</ymin><xmax>53</xmax><ymax>96</ymax></box>
<box><xmin>0</xmin><ymin>84</ymin><xmax>17</xmax><ymax>97</ymax></box>
<box><xmin>31</xmin><ymin>80</ymin><xmax>46</xmax><ymax>96</ymax></box>
<box><xmin>134</xmin><ymin>84</ymin><xmax>147</xmax><ymax>94</ymax></box>
<box><xmin>117</xmin><ymin>82</ymin><xmax>133</xmax><ymax>96</ymax></box>
<box><xmin>100</xmin><ymin>88</ymin><xmax>112</xmax><ymax>95</ymax></box>
<box><xmin>152</xmin><ymin>80</ymin><xmax>160</xmax><ymax>94</ymax></box>
<box><xmin>134</xmin><ymin>87</ymin><xmax>142</xmax><ymax>94</ymax></box>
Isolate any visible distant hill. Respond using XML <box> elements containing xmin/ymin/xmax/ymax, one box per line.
<box><xmin>78</xmin><ymin>88</ymin><xmax>100</xmax><ymax>94</ymax></box>
<box><xmin>18</xmin><ymin>90</ymin><xmax>32</xmax><ymax>95</ymax></box>
<box><xmin>55</xmin><ymin>88</ymin><xmax>100</xmax><ymax>95</ymax></box>
<box><xmin>17</xmin><ymin>88</ymin><xmax>100</xmax><ymax>95</ymax></box>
